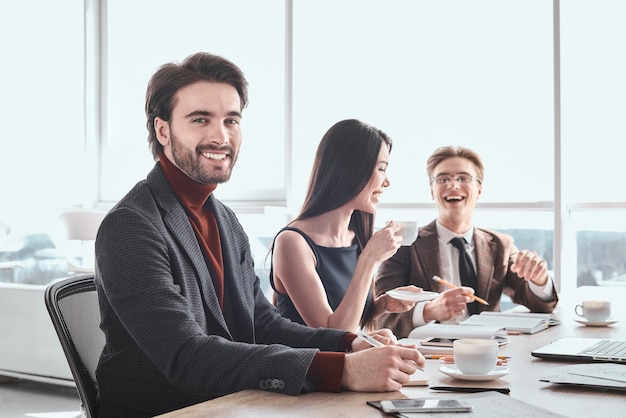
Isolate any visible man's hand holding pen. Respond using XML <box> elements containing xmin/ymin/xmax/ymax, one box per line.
<box><xmin>422</xmin><ymin>276</ymin><xmax>489</xmax><ymax>322</ymax></box>
<box><xmin>344</xmin><ymin>329</ymin><xmax>426</xmax><ymax>392</ymax></box>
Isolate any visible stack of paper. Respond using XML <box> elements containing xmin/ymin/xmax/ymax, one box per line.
<box><xmin>540</xmin><ymin>363</ymin><xmax>626</xmax><ymax>391</ymax></box>
<box><xmin>481</xmin><ymin>310</ymin><xmax>561</xmax><ymax>325</ymax></box>
<box><xmin>461</xmin><ymin>311</ymin><xmax>554</xmax><ymax>334</ymax></box>
<box><xmin>370</xmin><ymin>392</ymin><xmax>567</xmax><ymax>417</ymax></box>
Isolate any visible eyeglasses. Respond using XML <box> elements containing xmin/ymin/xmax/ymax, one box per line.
<box><xmin>431</xmin><ymin>174</ymin><xmax>482</xmax><ymax>185</ymax></box>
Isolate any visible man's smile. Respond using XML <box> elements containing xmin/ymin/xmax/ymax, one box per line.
<box><xmin>202</xmin><ymin>152</ymin><xmax>227</xmax><ymax>161</ymax></box>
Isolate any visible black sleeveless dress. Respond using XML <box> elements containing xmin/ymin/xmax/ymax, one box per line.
<box><xmin>269</xmin><ymin>226</ymin><xmax>373</xmax><ymax>326</ymax></box>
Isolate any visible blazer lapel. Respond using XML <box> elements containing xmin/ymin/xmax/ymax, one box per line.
<box><xmin>210</xmin><ymin>198</ymin><xmax>254</xmax><ymax>341</ymax></box>
<box><xmin>473</xmin><ymin>229</ymin><xmax>497</xmax><ymax>301</ymax></box>
<box><xmin>148</xmin><ymin>165</ymin><xmax>230</xmax><ymax>336</ymax></box>
<box><xmin>416</xmin><ymin>221</ymin><xmax>443</xmax><ymax>291</ymax></box>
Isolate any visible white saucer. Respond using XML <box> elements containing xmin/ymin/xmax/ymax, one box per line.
<box><xmin>574</xmin><ymin>318</ymin><xmax>619</xmax><ymax>327</ymax></box>
<box><xmin>439</xmin><ymin>365</ymin><xmax>511</xmax><ymax>381</ymax></box>
<box><xmin>386</xmin><ymin>290</ymin><xmax>439</xmax><ymax>302</ymax></box>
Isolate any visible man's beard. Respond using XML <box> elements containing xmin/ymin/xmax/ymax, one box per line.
<box><xmin>170</xmin><ymin>130</ymin><xmax>237</xmax><ymax>184</ymax></box>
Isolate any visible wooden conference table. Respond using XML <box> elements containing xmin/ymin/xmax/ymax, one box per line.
<box><xmin>158</xmin><ymin>286</ymin><xmax>625</xmax><ymax>417</ymax></box>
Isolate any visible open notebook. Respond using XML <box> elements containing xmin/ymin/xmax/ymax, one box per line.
<box><xmin>461</xmin><ymin>311</ymin><xmax>559</xmax><ymax>334</ymax></box>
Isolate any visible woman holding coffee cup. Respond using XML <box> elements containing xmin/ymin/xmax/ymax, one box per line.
<box><xmin>269</xmin><ymin>119</ymin><xmax>422</xmax><ymax>332</ymax></box>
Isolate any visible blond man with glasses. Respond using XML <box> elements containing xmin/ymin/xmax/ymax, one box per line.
<box><xmin>373</xmin><ymin>146</ymin><xmax>558</xmax><ymax>338</ymax></box>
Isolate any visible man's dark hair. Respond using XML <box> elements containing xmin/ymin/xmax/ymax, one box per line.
<box><xmin>145</xmin><ymin>52</ymin><xmax>249</xmax><ymax>160</ymax></box>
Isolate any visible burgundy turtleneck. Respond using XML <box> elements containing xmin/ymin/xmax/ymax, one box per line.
<box><xmin>158</xmin><ymin>153</ymin><xmax>354</xmax><ymax>393</ymax></box>
<box><xmin>159</xmin><ymin>153</ymin><xmax>225</xmax><ymax>308</ymax></box>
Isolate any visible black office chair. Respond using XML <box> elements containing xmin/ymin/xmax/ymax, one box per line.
<box><xmin>45</xmin><ymin>274</ymin><xmax>104</xmax><ymax>418</ymax></box>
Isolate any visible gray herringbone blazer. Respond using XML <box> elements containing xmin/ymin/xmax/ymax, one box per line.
<box><xmin>94</xmin><ymin>163</ymin><xmax>346</xmax><ymax>417</ymax></box>
<box><xmin>373</xmin><ymin>220</ymin><xmax>558</xmax><ymax>338</ymax></box>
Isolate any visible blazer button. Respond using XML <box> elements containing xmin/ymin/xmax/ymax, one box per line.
<box><xmin>259</xmin><ymin>378</ymin><xmax>285</xmax><ymax>390</ymax></box>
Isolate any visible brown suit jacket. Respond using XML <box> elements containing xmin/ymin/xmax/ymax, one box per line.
<box><xmin>373</xmin><ymin>220</ymin><xmax>558</xmax><ymax>338</ymax></box>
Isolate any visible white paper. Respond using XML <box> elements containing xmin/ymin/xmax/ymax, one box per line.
<box><xmin>398</xmin><ymin>392</ymin><xmax>566</xmax><ymax>418</ymax></box>
<box><xmin>461</xmin><ymin>314</ymin><xmax>549</xmax><ymax>334</ymax></box>
<box><xmin>540</xmin><ymin>363</ymin><xmax>626</xmax><ymax>388</ymax></box>
<box><xmin>407</xmin><ymin>323</ymin><xmax>508</xmax><ymax>341</ymax></box>
<box><xmin>481</xmin><ymin>310</ymin><xmax>561</xmax><ymax>326</ymax></box>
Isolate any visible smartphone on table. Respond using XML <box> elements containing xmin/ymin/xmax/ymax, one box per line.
<box><xmin>420</xmin><ymin>337</ymin><xmax>457</xmax><ymax>347</ymax></box>
<box><xmin>379</xmin><ymin>398</ymin><xmax>472</xmax><ymax>413</ymax></box>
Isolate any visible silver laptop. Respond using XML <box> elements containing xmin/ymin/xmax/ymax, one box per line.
<box><xmin>532</xmin><ymin>337</ymin><xmax>626</xmax><ymax>363</ymax></box>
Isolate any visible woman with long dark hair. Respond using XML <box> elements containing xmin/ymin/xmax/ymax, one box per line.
<box><xmin>270</xmin><ymin>119</ymin><xmax>421</xmax><ymax>332</ymax></box>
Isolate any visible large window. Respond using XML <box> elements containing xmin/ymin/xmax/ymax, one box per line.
<box><xmin>102</xmin><ymin>0</ymin><xmax>287</xmax><ymax>203</ymax></box>
<box><xmin>560</xmin><ymin>0</ymin><xmax>626</xmax><ymax>288</ymax></box>
<box><xmin>292</xmin><ymin>0</ymin><xmax>554</xmax><ymax>207</ymax></box>
<box><xmin>0</xmin><ymin>0</ymin><xmax>86</xmax><ymax>285</ymax></box>
<box><xmin>0</xmin><ymin>1</ymin><xmax>84</xmax><ymax>215</ymax></box>
<box><xmin>2</xmin><ymin>1</ymin><xmax>626</xmax><ymax>294</ymax></box>
<box><xmin>561</xmin><ymin>0</ymin><xmax>626</xmax><ymax>203</ymax></box>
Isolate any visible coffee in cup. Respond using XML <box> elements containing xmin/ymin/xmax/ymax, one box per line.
<box><xmin>574</xmin><ymin>300</ymin><xmax>611</xmax><ymax>322</ymax></box>
<box><xmin>453</xmin><ymin>338</ymin><xmax>498</xmax><ymax>375</ymax></box>
<box><xmin>392</xmin><ymin>221</ymin><xmax>418</xmax><ymax>246</ymax></box>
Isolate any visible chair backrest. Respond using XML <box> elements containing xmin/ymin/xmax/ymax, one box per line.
<box><xmin>45</xmin><ymin>274</ymin><xmax>105</xmax><ymax>418</ymax></box>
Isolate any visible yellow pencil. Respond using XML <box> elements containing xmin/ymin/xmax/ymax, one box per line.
<box><xmin>424</xmin><ymin>354</ymin><xmax>508</xmax><ymax>360</ymax></box>
<box><xmin>432</xmin><ymin>275</ymin><xmax>489</xmax><ymax>306</ymax></box>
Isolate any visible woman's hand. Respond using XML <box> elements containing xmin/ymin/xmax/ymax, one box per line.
<box><xmin>360</xmin><ymin>222</ymin><xmax>402</xmax><ymax>265</ymax></box>
<box><xmin>373</xmin><ymin>285</ymin><xmax>422</xmax><ymax>317</ymax></box>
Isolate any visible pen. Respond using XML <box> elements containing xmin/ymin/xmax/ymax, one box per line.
<box><xmin>424</xmin><ymin>354</ymin><xmax>509</xmax><ymax>360</ymax></box>
<box><xmin>430</xmin><ymin>386</ymin><xmax>510</xmax><ymax>395</ymax></box>
<box><xmin>432</xmin><ymin>275</ymin><xmax>489</xmax><ymax>306</ymax></box>
<box><xmin>436</xmin><ymin>356</ymin><xmax>508</xmax><ymax>366</ymax></box>
<box><xmin>356</xmin><ymin>331</ymin><xmax>424</xmax><ymax>371</ymax></box>
<box><xmin>356</xmin><ymin>330</ymin><xmax>385</xmax><ymax>347</ymax></box>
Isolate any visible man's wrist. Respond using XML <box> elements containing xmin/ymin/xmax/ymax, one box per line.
<box><xmin>528</xmin><ymin>275</ymin><xmax>554</xmax><ymax>300</ymax></box>
<box><xmin>307</xmin><ymin>352</ymin><xmax>345</xmax><ymax>392</ymax></box>
<box><xmin>342</xmin><ymin>332</ymin><xmax>358</xmax><ymax>352</ymax></box>
<box><xmin>412</xmin><ymin>302</ymin><xmax>430</xmax><ymax>326</ymax></box>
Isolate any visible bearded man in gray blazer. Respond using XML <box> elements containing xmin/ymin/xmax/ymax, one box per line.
<box><xmin>374</xmin><ymin>146</ymin><xmax>558</xmax><ymax>339</ymax></box>
<box><xmin>94</xmin><ymin>52</ymin><xmax>423</xmax><ymax>418</ymax></box>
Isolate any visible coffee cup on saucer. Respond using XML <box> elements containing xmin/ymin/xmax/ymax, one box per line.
<box><xmin>453</xmin><ymin>339</ymin><xmax>498</xmax><ymax>375</ymax></box>
<box><xmin>574</xmin><ymin>300</ymin><xmax>611</xmax><ymax>322</ymax></box>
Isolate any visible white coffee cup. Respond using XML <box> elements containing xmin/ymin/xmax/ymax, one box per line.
<box><xmin>393</xmin><ymin>221</ymin><xmax>418</xmax><ymax>246</ymax></box>
<box><xmin>574</xmin><ymin>300</ymin><xmax>611</xmax><ymax>322</ymax></box>
<box><xmin>453</xmin><ymin>339</ymin><xmax>498</xmax><ymax>375</ymax></box>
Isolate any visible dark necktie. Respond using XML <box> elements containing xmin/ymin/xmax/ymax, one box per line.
<box><xmin>449</xmin><ymin>237</ymin><xmax>479</xmax><ymax>315</ymax></box>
